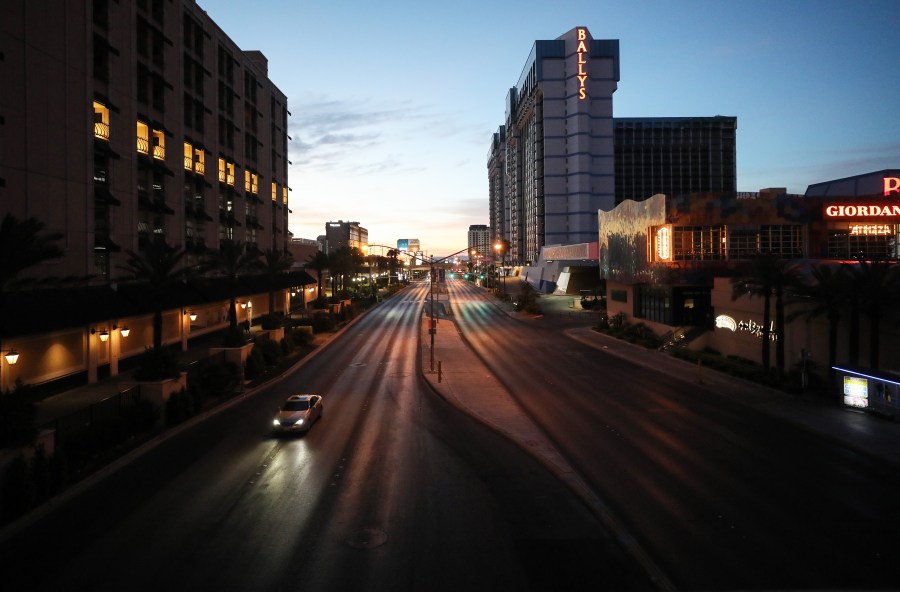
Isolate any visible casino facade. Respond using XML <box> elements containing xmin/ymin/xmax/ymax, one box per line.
<box><xmin>599</xmin><ymin>169</ymin><xmax>900</xmax><ymax>410</ymax></box>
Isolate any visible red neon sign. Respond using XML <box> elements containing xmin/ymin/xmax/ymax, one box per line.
<box><xmin>885</xmin><ymin>177</ymin><xmax>900</xmax><ymax>196</ymax></box>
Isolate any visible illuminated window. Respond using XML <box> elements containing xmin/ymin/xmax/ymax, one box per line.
<box><xmin>271</xmin><ymin>182</ymin><xmax>277</xmax><ymax>202</ymax></box>
<box><xmin>194</xmin><ymin>148</ymin><xmax>205</xmax><ymax>174</ymax></box>
<box><xmin>152</xmin><ymin>129</ymin><xmax>165</xmax><ymax>160</ymax></box>
<box><xmin>184</xmin><ymin>142</ymin><xmax>193</xmax><ymax>170</ymax></box>
<box><xmin>93</xmin><ymin>102</ymin><xmax>110</xmax><ymax>140</ymax></box>
<box><xmin>282</xmin><ymin>187</ymin><xmax>288</xmax><ymax>205</ymax></box>
<box><xmin>217</xmin><ymin>158</ymin><xmax>235</xmax><ymax>185</ymax></box>
<box><xmin>245</xmin><ymin>170</ymin><xmax>251</xmax><ymax>192</ymax></box>
<box><xmin>137</xmin><ymin>121</ymin><xmax>150</xmax><ymax>154</ymax></box>
<box><xmin>250</xmin><ymin>173</ymin><xmax>258</xmax><ymax>194</ymax></box>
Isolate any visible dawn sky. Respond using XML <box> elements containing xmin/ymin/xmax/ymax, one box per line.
<box><xmin>199</xmin><ymin>0</ymin><xmax>900</xmax><ymax>256</ymax></box>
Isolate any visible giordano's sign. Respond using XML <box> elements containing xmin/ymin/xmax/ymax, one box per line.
<box><xmin>823</xmin><ymin>176</ymin><xmax>900</xmax><ymax>222</ymax></box>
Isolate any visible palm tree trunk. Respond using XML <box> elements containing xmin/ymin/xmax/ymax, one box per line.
<box><xmin>827</xmin><ymin>312</ymin><xmax>839</xmax><ymax>402</ymax></box>
<box><xmin>153</xmin><ymin>308</ymin><xmax>163</xmax><ymax>351</ymax></box>
<box><xmin>762</xmin><ymin>292</ymin><xmax>772</xmax><ymax>371</ymax></box>
<box><xmin>869</xmin><ymin>308</ymin><xmax>881</xmax><ymax>370</ymax></box>
<box><xmin>228</xmin><ymin>296</ymin><xmax>238</xmax><ymax>331</ymax></box>
<box><xmin>849</xmin><ymin>294</ymin><xmax>860</xmax><ymax>365</ymax></box>
<box><xmin>775</xmin><ymin>288</ymin><xmax>785</xmax><ymax>379</ymax></box>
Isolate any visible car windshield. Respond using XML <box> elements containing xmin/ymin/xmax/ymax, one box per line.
<box><xmin>283</xmin><ymin>400</ymin><xmax>309</xmax><ymax>411</ymax></box>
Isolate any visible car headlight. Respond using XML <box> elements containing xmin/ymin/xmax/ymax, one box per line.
<box><xmin>295</xmin><ymin>419</ymin><xmax>305</xmax><ymax>426</ymax></box>
<box><xmin>273</xmin><ymin>418</ymin><xmax>281</xmax><ymax>426</ymax></box>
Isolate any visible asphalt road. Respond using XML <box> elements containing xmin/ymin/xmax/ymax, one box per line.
<box><xmin>448</xmin><ymin>279</ymin><xmax>900</xmax><ymax>590</ymax></box>
<box><xmin>1</xmin><ymin>284</ymin><xmax>646</xmax><ymax>591</ymax></box>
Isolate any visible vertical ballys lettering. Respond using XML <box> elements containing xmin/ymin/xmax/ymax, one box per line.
<box><xmin>577</xmin><ymin>28</ymin><xmax>588</xmax><ymax>100</ymax></box>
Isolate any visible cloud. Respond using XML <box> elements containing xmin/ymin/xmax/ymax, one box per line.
<box><xmin>287</xmin><ymin>96</ymin><xmax>435</xmax><ymax>175</ymax></box>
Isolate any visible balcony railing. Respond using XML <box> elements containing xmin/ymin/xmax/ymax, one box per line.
<box><xmin>153</xmin><ymin>144</ymin><xmax>165</xmax><ymax>160</ymax></box>
<box><xmin>94</xmin><ymin>122</ymin><xmax>110</xmax><ymax>140</ymax></box>
<box><xmin>137</xmin><ymin>137</ymin><xmax>149</xmax><ymax>154</ymax></box>
<box><xmin>194</xmin><ymin>161</ymin><xmax>205</xmax><ymax>175</ymax></box>
<box><xmin>184</xmin><ymin>156</ymin><xmax>193</xmax><ymax>170</ymax></box>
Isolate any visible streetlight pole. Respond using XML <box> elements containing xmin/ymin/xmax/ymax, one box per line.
<box><xmin>366</xmin><ymin>244</ymin><xmax>471</xmax><ymax>372</ymax></box>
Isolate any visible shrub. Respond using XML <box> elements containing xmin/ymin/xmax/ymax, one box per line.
<box><xmin>260</xmin><ymin>313</ymin><xmax>282</xmax><ymax>330</ymax></box>
<box><xmin>0</xmin><ymin>385</ymin><xmax>37</xmax><ymax>448</ymax></box>
<box><xmin>280</xmin><ymin>333</ymin><xmax>295</xmax><ymax>355</ymax></box>
<box><xmin>221</xmin><ymin>326</ymin><xmax>248</xmax><ymax>348</ymax></box>
<box><xmin>291</xmin><ymin>328</ymin><xmax>313</xmax><ymax>346</ymax></box>
<box><xmin>133</xmin><ymin>347</ymin><xmax>180</xmax><ymax>381</ymax></box>
<box><xmin>256</xmin><ymin>337</ymin><xmax>282</xmax><ymax>366</ymax></box>
<box><xmin>310</xmin><ymin>312</ymin><xmax>335</xmax><ymax>333</ymax></box>
<box><xmin>123</xmin><ymin>399</ymin><xmax>158</xmax><ymax>433</ymax></box>
<box><xmin>165</xmin><ymin>388</ymin><xmax>195</xmax><ymax>427</ymax></box>
<box><xmin>197</xmin><ymin>360</ymin><xmax>240</xmax><ymax>399</ymax></box>
<box><xmin>244</xmin><ymin>346</ymin><xmax>266</xmax><ymax>380</ymax></box>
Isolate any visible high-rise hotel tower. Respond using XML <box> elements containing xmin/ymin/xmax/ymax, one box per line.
<box><xmin>489</xmin><ymin>27</ymin><xmax>619</xmax><ymax>265</ymax></box>
<box><xmin>1</xmin><ymin>0</ymin><xmax>291</xmax><ymax>281</ymax></box>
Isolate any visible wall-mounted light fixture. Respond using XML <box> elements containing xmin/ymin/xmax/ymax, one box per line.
<box><xmin>189</xmin><ymin>311</ymin><xmax>197</xmax><ymax>322</ymax></box>
<box><xmin>2</xmin><ymin>350</ymin><xmax>19</xmax><ymax>365</ymax></box>
<box><xmin>111</xmin><ymin>324</ymin><xmax>129</xmax><ymax>337</ymax></box>
<box><xmin>91</xmin><ymin>328</ymin><xmax>110</xmax><ymax>342</ymax></box>
<box><xmin>240</xmin><ymin>302</ymin><xmax>247</xmax><ymax>310</ymax></box>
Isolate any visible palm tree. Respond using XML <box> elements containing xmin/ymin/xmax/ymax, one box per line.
<box><xmin>788</xmin><ymin>262</ymin><xmax>850</xmax><ymax>395</ymax></box>
<box><xmin>328</xmin><ymin>246</ymin><xmax>363</xmax><ymax>296</ymax></box>
<box><xmin>0</xmin><ymin>213</ymin><xmax>64</xmax><ymax>293</ymax></box>
<box><xmin>0</xmin><ymin>214</ymin><xmax>63</xmax><ymax>392</ymax></box>
<box><xmin>205</xmin><ymin>240</ymin><xmax>261</xmax><ymax>335</ymax></box>
<box><xmin>386</xmin><ymin>249</ymin><xmax>399</xmax><ymax>284</ymax></box>
<box><xmin>305</xmin><ymin>250</ymin><xmax>329</xmax><ymax>301</ymax></box>
<box><xmin>119</xmin><ymin>241</ymin><xmax>192</xmax><ymax>353</ymax></box>
<box><xmin>848</xmin><ymin>259</ymin><xmax>900</xmax><ymax>370</ymax></box>
<box><xmin>261</xmin><ymin>247</ymin><xmax>294</xmax><ymax>318</ymax></box>
<box><xmin>731</xmin><ymin>253</ymin><xmax>802</xmax><ymax>378</ymax></box>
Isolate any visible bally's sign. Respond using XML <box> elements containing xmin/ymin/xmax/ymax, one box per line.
<box><xmin>576</xmin><ymin>28</ymin><xmax>589</xmax><ymax>100</ymax></box>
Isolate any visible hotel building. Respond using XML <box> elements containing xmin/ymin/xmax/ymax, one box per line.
<box><xmin>614</xmin><ymin>117</ymin><xmax>737</xmax><ymax>204</ymax></box>
<box><xmin>324</xmin><ymin>220</ymin><xmax>368</xmax><ymax>255</ymax></box>
<box><xmin>493</xmin><ymin>27</ymin><xmax>620</xmax><ymax>265</ymax></box>
<box><xmin>1</xmin><ymin>0</ymin><xmax>291</xmax><ymax>281</ymax></box>
<box><xmin>0</xmin><ymin>1</ymin><xmax>307</xmax><ymax>390</ymax></box>
<box><xmin>467</xmin><ymin>224</ymin><xmax>491</xmax><ymax>261</ymax></box>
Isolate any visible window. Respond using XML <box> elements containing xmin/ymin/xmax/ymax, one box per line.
<box><xmin>152</xmin><ymin>129</ymin><xmax>165</xmax><ymax>160</ymax></box>
<box><xmin>93</xmin><ymin>35</ymin><xmax>110</xmax><ymax>82</ymax></box>
<box><xmin>93</xmin><ymin>102</ymin><xmax>110</xmax><ymax>140</ymax></box>
<box><xmin>137</xmin><ymin>121</ymin><xmax>150</xmax><ymax>154</ymax></box>
<box><xmin>245</xmin><ymin>171</ymin><xmax>258</xmax><ymax>194</ymax></box>
<box><xmin>184</xmin><ymin>142</ymin><xmax>193</xmax><ymax>170</ymax></box>
<box><xmin>194</xmin><ymin>148</ymin><xmax>205</xmax><ymax>174</ymax></box>
<box><xmin>283</xmin><ymin>187</ymin><xmax>288</xmax><ymax>205</ymax></box>
<box><xmin>218</xmin><ymin>158</ymin><xmax>235</xmax><ymax>186</ymax></box>
<box><xmin>672</xmin><ymin>225</ymin><xmax>725</xmax><ymax>261</ymax></box>
<box><xmin>272</xmin><ymin>182</ymin><xmax>277</xmax><ymax>202</ymax></box>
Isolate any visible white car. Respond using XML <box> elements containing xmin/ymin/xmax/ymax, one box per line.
<box><xmin>273</xmin><ymin>394</ymin><xmax>323</xmax><ymax>434</ymax></box>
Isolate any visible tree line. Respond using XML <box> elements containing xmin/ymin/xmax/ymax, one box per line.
<box><xmin>731</xmin><ymin>253</ymin><xmax>900</xmax><ymax>394</ymax></box>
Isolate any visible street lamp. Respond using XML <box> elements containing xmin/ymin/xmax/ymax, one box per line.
<box><xmin>3</xmin><ymin>350</ymin><xmax>19</xmax><ymax>365</ymax></box>
<box><xmin>494</xmin><ymin>241</ymin><xmax>506</xmax><ymax>295</ymax></box>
